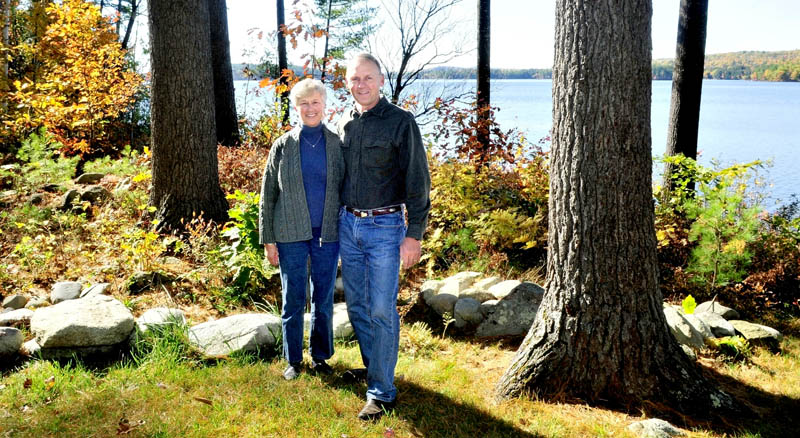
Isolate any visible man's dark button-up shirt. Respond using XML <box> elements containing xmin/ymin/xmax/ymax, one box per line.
<box><xmin>338</xmin><ymin>97</ymin><xmax>431</xmax><ymax>240</ymax></box>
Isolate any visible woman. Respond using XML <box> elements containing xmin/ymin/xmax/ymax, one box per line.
<box><xmin>258</xmin><ymin>78</ymin><xmax>344</xmax><ymax>380</ymax></box>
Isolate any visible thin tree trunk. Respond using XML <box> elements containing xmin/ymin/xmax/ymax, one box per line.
<box><xmin>495</xmin><ymin>0</ymin><xmax>741</xmax><ymax>418</ymax></box>
<box><xmin>115</xmin><ymin>0</ymin><xmax>122</xmax><ymax>35</ymax></box>
<box><xmin>120</xmin><ymin>0</ymin><xmax>137</xmax><ymax>49</ymax></box>
<box><xmin>476</xmin><ymin>0</ymin><xmax>490</xmax><ymax>160</ymax></box>
<box><xmin>320</xmin><ymin>0</ymin><xmax>332</xmax><ymax>82</ymax></box>
<box><xmin>276</xmin><ymin>0</ymin><xmax>289</xmax><ymax>126</ymax></box>
<box><xmin>1</xmin><ymin>0</ymin><xmax>11</xmax><ymax>104</ymax></box>
<box><xmin>662</xmin><ymin>0</ymin><xmax>708</xmax><ymax>196</ymax></box>
<box><xmin>208</xmin><ymin>0</ymin><xmax>240</xmax><ymax>146</ymax></box>
<box><xmin>148</xmin><ymin>0</ymin><xmax>228</xmax><ymax>230</ymax></box>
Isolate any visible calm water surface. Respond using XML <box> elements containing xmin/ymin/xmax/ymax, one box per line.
<box><xmin>235</xmin><ymin>79</ymin><xmax>800</xmax><ymax>207</ymax></box>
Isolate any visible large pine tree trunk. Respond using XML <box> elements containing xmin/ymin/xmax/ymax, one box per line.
<box><xmin>662</xmin><ymin>0</ymin><xmax>708</xmax><ymax>195</ymax></box>
<box><xmin>476</xmin><ymin>0</ymin><xmax>490</xmax><ymax>159</ymax></box>
<box><xmin>494</xmin><ymin>0</ymin><xmax>740</xmax><ymax>416</ymax></box>
<box><xmin>208</xmin><ymin>0</ymin><xmax>240</xmax><ymax>146</ymax></box>
<box><xmin>148</xmin><ymin>0</ymin><xmax>228</xmax><ymax>229</ymax></box>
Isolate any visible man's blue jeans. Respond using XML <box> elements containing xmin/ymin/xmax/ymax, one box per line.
<box><xmin>276</xmin><ymin>228</ymin><xmax>339</xmax><ymax>365</ymax></box>
<box><xmin>339</xmin><ymin>207</ymin><xmax>406</xmax><ymax>403</ymax></box>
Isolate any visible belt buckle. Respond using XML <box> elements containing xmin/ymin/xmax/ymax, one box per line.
<box><xmin>356</xmin><ymin>209</ymin><xmax>368</xmax><ymax>218</ymax></box>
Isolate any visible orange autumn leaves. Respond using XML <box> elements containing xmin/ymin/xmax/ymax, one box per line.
<box><xmin>3</xmin><ymin>0</ymin><xmax>143</xmax><ymax>155</ymax></box>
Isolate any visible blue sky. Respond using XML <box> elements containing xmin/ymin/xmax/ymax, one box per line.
<box><xmin>226</xmin><ymin>0</ymin><xmax>800</xmax><ymax>68</ymax></box>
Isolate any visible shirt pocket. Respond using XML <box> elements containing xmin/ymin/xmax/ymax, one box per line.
<box><xmin>363</xmin><ymin>135</ymin><xmax>395</xmax><ymax>169</ymax></box>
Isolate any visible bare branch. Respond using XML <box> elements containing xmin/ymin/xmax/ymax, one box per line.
<box><xmin>371</xmin><ymin>0</ymin><xmax>474</xmax><ymax>118</ymax></box>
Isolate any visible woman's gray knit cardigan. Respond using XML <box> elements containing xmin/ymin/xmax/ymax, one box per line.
<box><xmin>258</xmin><ymin>125</ymin><xmax>344</xmax><ymax>244</ymax></box>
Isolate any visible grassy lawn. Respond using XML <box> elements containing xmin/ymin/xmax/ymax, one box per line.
<box><xmin>2</xmin><ymin>323</ymin><xmax>798</xmax><ymax>438</ymax></box>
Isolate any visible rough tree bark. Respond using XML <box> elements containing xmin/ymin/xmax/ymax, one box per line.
<box><xmin>148</xmin><ymin>0</ymin><xmax>228</xmax><ymax>229</ymax></box>
<box><xmin>208</xmin><ymin>0</ymin><xmax>240</xmax><ymax>146</ymax></box>
<box><xmin>494</xmin><ymin>0</ymin><xmax>740</xmax><ymax>417</ymax></box>
<box><xmin>662</xmin><ymin>0</ymin><xmax>708</xmax><ymax>196</ymax></box>
<box><xmin>276</xmin><ymin>0</ymin><xmax>289</xmax><ymax>126</ymax></box>
<box><xmin>476</xmin><ymin>0</ymin><xmax>490</xmax><ymax>155</ymax></box>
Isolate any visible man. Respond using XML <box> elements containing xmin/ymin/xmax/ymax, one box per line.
<box><xmin>338</xmin><ymin>53</ymin><xmax>431</xmax><ymax>421</ymax></box>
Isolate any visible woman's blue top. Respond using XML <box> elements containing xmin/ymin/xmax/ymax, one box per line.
<box><xmin>299</xmin><ymin>124</ymin><xmax>327</xmax><ymax>230</ymax></box>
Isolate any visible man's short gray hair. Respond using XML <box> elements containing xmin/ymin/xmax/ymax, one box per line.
<box><xmin>289</xmin><ymin>78</ymin><xmax>327</xmax><ymax>106</ymax></box>
<box><xmin>347</xmin><ymin>53</ymin><xmax>382</xmax><ymax>76</ymax></box>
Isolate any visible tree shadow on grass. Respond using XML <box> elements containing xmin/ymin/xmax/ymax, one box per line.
<box><xmin>324</xmin><ymin>373</ymin><xmax>543</xmax><ymax>438</ymax></box>
<box><xmin>694</xmin><ymin>363</ymin><xmax>800</xmax><ymax>438</ymax></box>
<box><xmin>319</xmin><ymin>349</ymin><xmax>799</xmax><ymax>438</ymax></box>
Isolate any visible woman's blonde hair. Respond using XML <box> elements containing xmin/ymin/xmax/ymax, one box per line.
<box><xmin>289</xmin><ymin>78</ymin><xmax>327</xmax><ymax>106</ymax></box>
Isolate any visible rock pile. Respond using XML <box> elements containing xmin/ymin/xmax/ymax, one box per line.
<box><xmin>418</xmin><ymin>271</ymin><xmax>785</xmax><ymax>355</ymax></box>
<box><xmin>1</xmin><ymin>280</ymin><xmax>354</xmax><ymax>364</ymax></box>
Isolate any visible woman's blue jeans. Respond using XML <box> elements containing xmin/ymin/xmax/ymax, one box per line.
<box><xmin>339</xmin><ymin>206</ymin><xmax>406</xmax><ymax>403</ymax></box>
<box><xmin>276</xmin><ymin>229</ymin><xmax>339</xmax><ymax>365</ymax></box>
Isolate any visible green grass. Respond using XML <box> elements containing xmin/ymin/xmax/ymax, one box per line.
<box><xmin>2</xmin><ymin>325</ymin><xmax>799</xmax><ymax>438</ymax></box>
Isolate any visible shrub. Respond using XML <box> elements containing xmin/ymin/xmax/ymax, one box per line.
<box><xmin>656</xmin><ymin>155</ymin><xmax>764</xmax><ymax>298</ymax></box>
<box><xmin>423</xmin><ymin>145</ymin><xmax>549</xmax><ymax>275</ymax></box>
<box><xmin>217</xmin><ymin>144</ymin><xmax>268</xmax><ymax>196</ymax></box>
<box><xmin>744</xmin><ymin>195</ymin><xmax>800</xmax><ymax>314</ymax></box>
<box><xmin>240</xmin><ymin>103</ymin><xmax>291</xmax><ymax>149</ymax></box>
<box><xmin>219</xmin><ymin>190</ymin><xmax>278</xmax><ymax>305</ymax></box>
<box><xmin>14</xmin><ymin>128</ymin><xmax>79</xmax><ymax>191</ymax></box>
<box><xmin>685</xmin><ymin>161</ymin><xmax>762</xmax><ymax>293</ymax></box>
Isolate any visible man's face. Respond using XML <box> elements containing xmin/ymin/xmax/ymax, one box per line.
<box><xmin>346</xmin><ymin>59</ymin><xmax>384</xmax><ymax>112</ymax></box>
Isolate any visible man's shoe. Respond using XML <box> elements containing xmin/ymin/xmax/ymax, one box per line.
<box><xmin>283</xmin><ymin>362</ymin><xmax>302</xmax><ymax>381</ymax></box>
<box><xmin>341</xmin><ymin>367</ymin><xmax>367</xmax><ymax>383</ymax></box>
<box><xmin>357</xmin><ymin>399</ymin><xmax>396</xmax><ymax>421</ymax></box>
<box><xmin>311</xmin><ymin>359</ymin><xmax>334</xmax><ymax>375</ymax></box>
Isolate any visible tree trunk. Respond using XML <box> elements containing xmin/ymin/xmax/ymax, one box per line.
<box><xmin>115</xmin><ymin>0</ymin><xmax>122</xmax><ymax>35</ymax></box>
<box><xmin>276</xmin><ymin>0</ymin><xmax>289</xmax><ymax>126</ymax></box>
<box><xmin>148</xmin><ymin>0</ymin><xmax>228</xmax><ymax>230</ymax></box>
<box><xmin>320</xmin><ymin>0</ymin><xmax>332</xmax><ymax>82</ymax></box>
<box><xmin>208</xmin><ymin>0</ymin><xmax>240</xmax><ymax>146</ymax></box>
<box><xmin>494</xmin><ymin>0</ymin><xmax>740</xmax><ymax>417</ymax></box>
<box><xmin>120</xmin><ymin>0</ymin><xmax>137</xmax><ymax>49</ymax></box>
<box><xmin>476</xmin><ymin>0</ymin><xmax>490</xmax><ymax>160</ymax></box>
<box><xmin>662</xmin><ymin>0</ymin><xmax>708</xmax><ymax>196</ymax></box>
<box><xmin>1</xmin><ymin>0</ymin><xmax>10</xmax><ymax>102</ymax></box>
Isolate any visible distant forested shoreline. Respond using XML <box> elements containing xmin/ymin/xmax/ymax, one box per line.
<box><xmin>652</xmin><ymin>50</ymin><xmax>800</xmax><ymax>81</ymax></box>
<box><xmin>233</xmin><ymin>50</ymin><xmax>800</xmax><ymax>82</ymax></box>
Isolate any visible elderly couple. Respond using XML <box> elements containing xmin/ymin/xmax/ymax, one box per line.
<box><xmin>258</xmin><ymin>53</ymin><xmax>431</xmax><ymax>421</ymax></box>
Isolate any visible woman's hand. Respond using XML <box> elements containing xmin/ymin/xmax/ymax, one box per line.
<box><xmin>265</xmin><ymin>244</ymin><xmax>279</xmax><ymax>266</ymax></box>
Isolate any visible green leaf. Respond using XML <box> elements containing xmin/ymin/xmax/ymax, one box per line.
<box><xmin>682</xmin><ymin>295</ymin><xmax>697</xmax><ymax>314</ymax></box>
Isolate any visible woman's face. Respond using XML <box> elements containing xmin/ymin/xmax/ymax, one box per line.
<box><xmin>295</xmin><ymin>92</ymin><xmax>325</xmax><ymax>127</ymax></box>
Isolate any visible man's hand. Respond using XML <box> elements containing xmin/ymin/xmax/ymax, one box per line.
<box><xmin>400</xmin><ymin>237</ymin><xmax>421</xmax><ymax>269</ymax></box>
<box><xmin>265</xmin><ymin>244</ymin><xmax>279</xmax><ymax>266</ymax></box>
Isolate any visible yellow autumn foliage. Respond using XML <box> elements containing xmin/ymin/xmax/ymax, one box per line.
<box><xmin>2</xmin><ymin>0</ymin><xmax>143</xmax><ymax>154</ymax></box>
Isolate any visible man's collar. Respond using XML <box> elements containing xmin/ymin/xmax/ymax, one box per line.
<box><xmin>353</xmin><ymin>97</ymin><xmax>390</xmax><ymax>118</ymax></box>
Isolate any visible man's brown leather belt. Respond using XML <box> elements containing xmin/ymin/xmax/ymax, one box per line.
<box><xmin>345</xmin><ymin>205</ymin><xmax>401</xmax><ymax>218</ymax></box>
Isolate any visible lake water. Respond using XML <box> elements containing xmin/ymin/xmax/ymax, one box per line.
<box><xmin>235</xmin><ymin>79</ymin><xmax>800</xmax><ymax>208</ymax></box>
